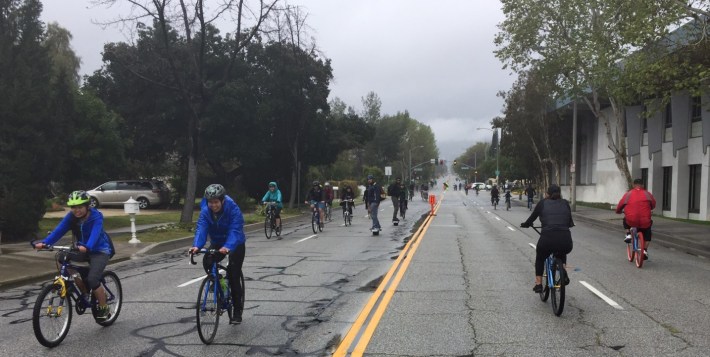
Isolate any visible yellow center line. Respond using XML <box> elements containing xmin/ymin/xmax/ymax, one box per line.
<box><xmin>333</xmin><ymin>192</ymin><xmax>445</xmax><ymax>356</ymax></box>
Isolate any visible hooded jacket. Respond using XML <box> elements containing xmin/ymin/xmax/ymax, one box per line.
<box><xmin>43</xmin><ymin>208</ymin><xmax>114</xmax><ymax>256</ymax></box>
<box><xmin>193</xmin><ymin>195</ymin><xmax>246</xmax><ymax>251</ymax></box>
<box><xmin>616</xmin><ymin>187</ymin><xmax>656</xmax><ymax>228</ymax></box>
<box><xmin>261</xmin><ymin>182</ymin><xmax>283</xmax><ymax>209</ymax></box>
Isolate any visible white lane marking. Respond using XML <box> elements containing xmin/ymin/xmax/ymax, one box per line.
<box><xmin>580</xmin><ymin>281</ymin><xmax>624</xmax><ymax>310</ymax></box>
<box><xmin>507</xmin><ymin>226</ymin><xmax>516</xmax><ymax>231</ymax></box>
<box><xmin>178</xmin><ymin>276</ymin><xmax>206</xmax><ymax>288</ymax></box>
<box><xmin>495</xmin><ymin>217</ymin><xmax>501</xmax><ymax>221</ymax></box>
<box><xmin>296</xmin><ymin>234</ymin><xmax>318</xmax><ymax>243</ymax></box>
<box><xmin>528</xmin><ymin>243</ymin><xmax>537</xmax><ymax>249</ymax></box>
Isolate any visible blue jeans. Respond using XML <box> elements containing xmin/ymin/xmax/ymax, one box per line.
<box><xmin>369</xmin><ymin>201</ymin><xmax>381</xmax><ymax>229</ymax></box>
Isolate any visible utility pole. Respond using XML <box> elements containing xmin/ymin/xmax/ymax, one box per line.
<box><xmin>571</xmin><ymin>100</ymin><xmax>577</xmax><ymax>211</ymax></box>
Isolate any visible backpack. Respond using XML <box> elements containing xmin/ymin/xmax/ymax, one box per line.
<box><xmin>379</xmin><ymin>186</ymin><xmax>387</xmax><ymax>202</ymax></box>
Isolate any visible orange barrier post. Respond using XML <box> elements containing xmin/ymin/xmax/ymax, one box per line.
<box><xmin>428</xmin><ymin>194</ymin><xmax>436</xmax><ymax>216</ymax></box>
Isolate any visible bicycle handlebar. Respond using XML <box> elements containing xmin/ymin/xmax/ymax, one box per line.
<box><xmin>30</xmin><ymin>240</ymin><xmax>73</xmax><ymax>251</ymax></box>
<box><xmin>189</xmin><ymin>248</ymin><xmax>214</xmax><ymax>265</ymax></box>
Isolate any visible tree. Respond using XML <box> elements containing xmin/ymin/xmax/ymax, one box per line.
<box><xmin>362</xmin><ymin>91</ymin><xmax>382</xmax><ymax>123</ymax></box>
<box><xmin>495</xmin><ymin>0</ymin><xmax>686</xmax><ymax>188</ymax></box>
<box><xmin>95</xmin><ymin>0</ymin><xmax>278</xmax><ymax>222</ymax></box>
<box><xmin>0</xmin><ymin>0</ymin><xmax>69</xmax><ymax>241</ymax></box>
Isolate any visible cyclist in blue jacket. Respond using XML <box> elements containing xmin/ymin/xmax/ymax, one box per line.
<box><xmin>261</xmin><ymin>181</ymin><xmax>283</xmax><ymax>230</ymax></box>
<box><xmin>190</xmin><ymin>184</ymin><xmax>246</xmax><ymax>324</ymax></box>
<box><xmin>33</xmin><ymin>190</ymin><xmax>115</xmax><ymax>320</ymax></box>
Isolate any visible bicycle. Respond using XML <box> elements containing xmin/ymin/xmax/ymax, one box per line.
<box><xmin>189</xmin><ymin>249</ymin><xmax>245</xmax><ymax>345</ymax></box>
<box><xmin>31</xmin><ymin>243</ymin><xmax>123</xmax><ymax>347</ymax></box>
<box><xmin>492</xmin><ymin>196</ymin><xmax>499</xmax><ymax>210</ymax></box>
<box><xmin>529</xmin><ymin>226</ymin><xmax>567</xmax><ymax>316</ymax></box>
<box><xmin>342</xmin><ymin>199</ymin><xmax>354</xmax><ymax>226</ymax></box>
<box><xmin>308</xmin><ymin>202</ymin><xmax>324</xmax><ymax>234</ymax></box>
<box><xmin>527</xmin><ymin>197</ymin><xmax>534</xmax><ymax>211</ymax></box>
<box><xmin>325</xmin><ymin>201</ymin><xmax>332</xmax><ymax>222</ymax></box>
<box><xmin>263</xmin><ymin>202</ymin><xmax>282</xmax><ymax>239</ymax></box>
<box><xmin>421</xmin><ymin>190</ymin><xmax>428</xmax><ymax>201</ymax></box>
<box><xmin>626</xmin><ymin>227</ymin><xmax>646</xmax><ymax>268</ymax></box>
<box><xmin>505</xmin><ymin>196</ymin><xmax>511</xmax><ymax>211</ymax></box>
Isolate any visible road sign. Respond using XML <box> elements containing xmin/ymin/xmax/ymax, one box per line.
<box><xmin>414</xmin><ymin>168</ymin><xmax>423</xmax><ymax>172</ymax></box>
<box><xmin>461</xmin><ymin>167</ymin><xmax>469</xmax><ymax>170</ymax></box>
<box><xmin>495</xmin><ymin>170</ymin><xmax>500</xmax><ymax>176</ymax></box>
<box><xmin>385</xmin><ymin>166</ymin><xmax>392</xmax><ymax>176</ymax></box>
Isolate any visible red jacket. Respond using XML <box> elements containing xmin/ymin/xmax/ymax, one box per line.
<box><xmin>616</xmin><ymin>188</ymin><xmax>656</xmax><ymax>228</ymax></box>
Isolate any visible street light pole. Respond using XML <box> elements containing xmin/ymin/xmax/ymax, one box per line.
<box><xmin>408</xmin><ymin>145</ymin><xmax>424</xmax><ymax>183</ymax></box>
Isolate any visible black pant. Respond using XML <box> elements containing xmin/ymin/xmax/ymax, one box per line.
<box><xmin>535</xmin><ymin>230</ymin><xmax>573</xmax><ymax>276</ymax></box>
<box><xmin>202</xmin><ymin>244</ymin><xmax>246</xmax><ymax>311</ymax></box>
<box><xmin>622</xmin><ymin>218</ymin><xmax>653</xmax><ymax>241</ymax></box>
<box><xmin>60</xmin><ymin>251</ymin><xmax>110</xmax><ymax>290</ymax></box>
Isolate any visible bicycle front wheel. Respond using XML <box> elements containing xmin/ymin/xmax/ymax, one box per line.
<box><xmin>311</xmin><ymin>212</ymin><xmax>318</xmax><ymax>234</ymax></box>
<box><xmin>91</xmin><ymin>271</ymin><xmax>122</xmax><ymax>326</ymax></box>
<box><xmin>196</xmin><ymin>277</ymin><xmax>220</xmax><ymax>344</ymax></box>
<box><xmin>550</xmin><ymin>260</ymin><xmax>566</xmax><ymax>316</ymax></box>
<box><xmin>33</xmin><ymin>283</ymin><xmax>73</xmax><ymax>348</ymax></box>
<box><xmin>264</xmin><ymin>215</ymin><xmax>273</xmax><ymax>239</ymax></box>
<box><xmin>635</xmin><ymin>233</ymin><xmax>645</xmax><ymax>268</ymax></box>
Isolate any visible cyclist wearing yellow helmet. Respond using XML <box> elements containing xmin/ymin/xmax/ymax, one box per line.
<box><xmin>33</xmin><ymin>190</ymin><xmax>115</xmax><ymax>320</ymax></box>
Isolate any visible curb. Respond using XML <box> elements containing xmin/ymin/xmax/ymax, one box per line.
<box><xmin>572</xmin><ymin>213</ymin><xmax>709</xmax><ymax>259</ymax></box>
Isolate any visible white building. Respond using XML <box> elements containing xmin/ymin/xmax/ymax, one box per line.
<box><xmin>558</xmin><ymin>93</ymin><xmax>710</xmax><ymax>221</ymax></box>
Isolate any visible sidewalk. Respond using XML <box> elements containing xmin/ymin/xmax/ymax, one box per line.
<box><xmin>0</xmin><ymin>215</ymin><xmax>304</xmax><ymax>290</ymax></box>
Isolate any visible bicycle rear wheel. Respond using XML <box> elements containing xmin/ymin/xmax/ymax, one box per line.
<box><xmin>550</xmin><ymin>259</ymin><xmax>566</xmax><ymax>316</ymax></box>
<box><xmin>196</xmin><ymin>277</ymin><xmax>220</xmax><ymax>344</ymax></box>
<box><xmin>539</xmin><ymin>268</ymin><xmax>550</xmax><ymax>302</ymax></box>
<box><xmin>33</xmin><ymin>283</ymin><xmax>73</xmax><ymax>348</ymax></box>
<box><xmin>635</xmin><ymin>232</ymin><xmax>645</xmax><ymax>268</ymax></box>
<box><xmin>91</xmin><ymin>271</ymin><xmax>122</xmax><ymax>326</ymax></box>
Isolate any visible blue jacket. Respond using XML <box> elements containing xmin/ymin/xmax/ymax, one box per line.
<box><xmin>193</xmin><ymin>195</ymin><xmax>246</xmax><ymax>251</ymax></box>
<box><xmin>261</xmin><ymin>182</ymin><xmax>283</xmax><ymax>209</ymax></box>
<box><xmin>43</xmin><ymin>208</ymin><xmax>114</xmax><ymax>255</ymax></box>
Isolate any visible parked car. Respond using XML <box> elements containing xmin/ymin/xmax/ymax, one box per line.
<box><xmin>87</xmin><ymin>180</ymin><xmax>170</xmax><ymax>209</ymax></box>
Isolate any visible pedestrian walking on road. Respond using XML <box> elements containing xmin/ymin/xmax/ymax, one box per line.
<box><xmin>364</xmin><ymin>175</ymin><xmax>383</xmax><ymax>232</ymax></box>
<box><xmin>387</xmin><ymin>177</ymin><xmax>403</xmax><ymax>223</ymax></box>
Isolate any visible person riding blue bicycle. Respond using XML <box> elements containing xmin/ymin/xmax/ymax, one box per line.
<box><xmin>33</xmin><ymin>190</ymin><xmax>115</xmax><ymax>321</ymax></box>
<box><xmin>520</xmin><ymin>184</ymin><xmax>574</xmax><ymax>294</ymax></box>
<box><xmin>190</xmin><ymin>184</ymin><xmax>246</xmax><ymax>324</ymax></box>
<box><xmin>261</xmin><ymin>181</ymin><xmax>283</xmax><ymax>230</ymax></box>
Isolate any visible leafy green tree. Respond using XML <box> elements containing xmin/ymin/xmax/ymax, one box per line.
<box><xmin>94</xmin><ymin>0</ymin><xmax>278</xmax><ymax>222</ymax></box>
<box><xmin>495</xmin><ymin>0</ymin><xmax>686</xmax><ymax>188</ymax></box>
<box><xmin>0</xmin><ymin>0</ymin><xmax>68</xmax><ymax>241</ymax></box>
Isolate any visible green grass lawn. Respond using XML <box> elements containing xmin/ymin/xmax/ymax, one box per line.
<box><xmin>40</xmin><ymin>208</ymin><xmax>303</xmax><ymax>243</ymax></box>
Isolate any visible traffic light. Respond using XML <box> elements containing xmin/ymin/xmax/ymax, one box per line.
<box><xmin>435</xmin><ymin>158</ymin><xmax>439</xmax><ymax>165</ymax></box>
<box><xmin>453</xmin><ymin>160</ymin><xmax>458</xmax><ymax>166</ymax></box>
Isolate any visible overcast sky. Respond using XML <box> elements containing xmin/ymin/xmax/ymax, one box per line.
<box><xmin>40</xmin><ymin>0</ymin><xmax>515</xmax><ymax>161</ymax></box>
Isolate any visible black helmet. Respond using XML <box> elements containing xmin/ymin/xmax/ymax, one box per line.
<box><xmin>204</xmin><ymin>184</ymin><xmax>226</xmax><ymax>200</ymax></box>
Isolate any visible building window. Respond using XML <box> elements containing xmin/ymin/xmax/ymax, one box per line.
<box><xmin>689</xmin><ymin>164</ymin><xmax>701</xmax><ymax>214</ymax></box>
<box><xmin>642</xmin><ymin>117</ymin><xmax>649</xmax><ymax>146</ymax></box>
<box><xmin>662</xmin><ymin>166</ymin><xmax>672</xmax><ymax>211</ymax></box>
<box><xmin>664</xmin><ymin>103</ymin><xmax>673</xmax><ymax>142</ymax></box>
<box><xmin>691</xmin><ymin>96</ymin><xmax>702</xmax><ymax>138</ymax></box>
<box><xmin>641</xmin><ymin>168</ymin><xmax>648</xmax><ymax>189</ymax></box>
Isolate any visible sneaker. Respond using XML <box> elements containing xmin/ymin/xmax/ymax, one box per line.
<box><xmin>643</xmin><ymin>250</ymin><xmax>648</xmax><ymax>260</ymax></box>
<box><xmin>624</xmin><ymin>234</ymin><xmax>632</xmax><ymax>243</ymax></box>
<box><xmin>532</xmin><ymin>284</ymin><xmax>543</xmax><ymax>293</ymax></box>
<box><xmin>231</xmin><ymin>308</ymin><xmax>242</xmax><ymax>324</ymax></box>
<box><xmin>96</xmin><ymin>305</ymin><xmax>110</xmax><ymax>321</ymax></box>
<box><xmin>563</xmin><ymin>275</ymin><xmax>570</xmax><ymax>286</ymax></box>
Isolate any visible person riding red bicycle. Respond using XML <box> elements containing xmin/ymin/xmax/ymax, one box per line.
<box><xmin>615</xmin><ymin>178</ymin><xmax>656</xmax><ymax>260</ymax></box>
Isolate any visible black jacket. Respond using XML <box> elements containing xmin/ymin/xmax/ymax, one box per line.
<box><xmin>523</xmin><ymin>198</ymin><xmax>575</xmax><ymax>232</ymax></box>
<box><xmin>387</xmin><ymin>182</ymin><xmax>402</xmax><ymax>198</ymax></box>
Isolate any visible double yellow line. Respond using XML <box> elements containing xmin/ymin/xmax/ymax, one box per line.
<box><xmin>333</xmin><ymin>194</ymin><xmax>444</xmax><ymax>356</ymax></box>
